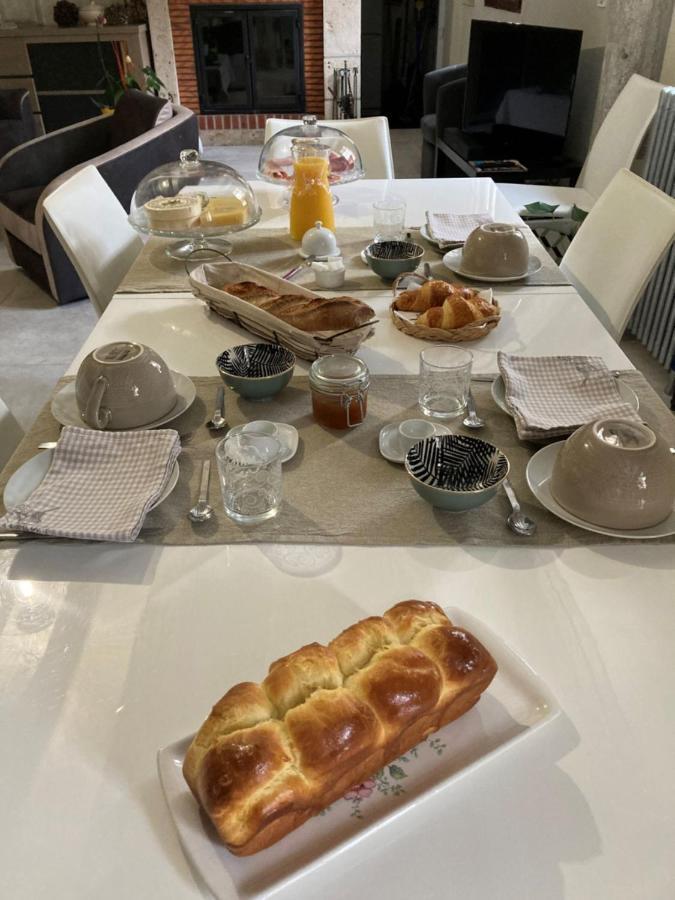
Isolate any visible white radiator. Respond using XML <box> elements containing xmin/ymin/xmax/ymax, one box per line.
<box><xmin>629</xmin><ymin>87</ymin><xmax>675</xmax><ymax>367</ymax></box>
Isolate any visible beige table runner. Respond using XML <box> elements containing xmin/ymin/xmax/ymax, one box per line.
<box><xmin>119</xmin><ymin>227</ymin><xmax>567</xmax><ymax>294</ymax></box>
<box><xmin>1</xmin><ymin>373</ymin><xmax>673</xmax><ymax>546</ymax></box>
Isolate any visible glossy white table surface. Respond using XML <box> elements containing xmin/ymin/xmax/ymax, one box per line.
<box><xmin>1</xmin><ymin>179</ymin><xmax>673</xmax><ymax>900</ymax></box>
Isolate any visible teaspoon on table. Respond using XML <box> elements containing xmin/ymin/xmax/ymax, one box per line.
<box><xmin>188</xmin><ymin>460</ymin><xmax>214</xmax><ymax>523</ymax></box>
<box><xmin>462</xmin><ymin>390</ymin><xmax>485</xmax><ymax>429</ymax></box>
<box><xmin>503</xmin><ymin>478</ymin><xmax>536</xmax><ymax>536</ymax></box>
<box><xmin>207</xmin><ymin>386</ymin><xmax>228</xmax><ymax>431</ymax></box>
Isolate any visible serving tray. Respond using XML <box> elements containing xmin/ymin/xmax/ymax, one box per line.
<box><xmin>189</xmin><ymin>261</ymin><xmax>376</xmax><ymax>361</ymax></box>
<box><xmin>158</xmin><ymin>608</ymin><xmax>563</xmax><ymax>899</ymax></box>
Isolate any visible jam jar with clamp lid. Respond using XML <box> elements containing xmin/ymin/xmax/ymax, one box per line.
<box><xmin>309</xmin><ymin>355</ymin><xmax>370</xmax><ymax>429</ymax></box>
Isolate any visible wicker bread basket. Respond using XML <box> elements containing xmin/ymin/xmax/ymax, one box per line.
<box><xmin>390</xmin><ymin>272</ymin><xmax>500</xmax><ymax>343</ymax></box>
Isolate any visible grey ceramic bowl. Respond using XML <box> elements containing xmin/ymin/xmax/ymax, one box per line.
<box><xmin>217</xmin><ymin>343</ymin><xmax>296</xmax><ymax>401</ymax></box>
<box><xmin>365</xmin><ymin>240</ymin><xmax>424</xmax><ymax>281</ymax></box>
<box><xmin>551</xmin><ymin>418</ymin><xmax>675</xmax><ymax>529</ymax></box>
<box><xmin>405</xmin><ymin>434</ymin><xmax>510</xmax><ymax>511</ymax></box>
<box><xmin>462</xmin><ymin>223</ymin><xmax>529</xmax><ymax>278</ymax></box>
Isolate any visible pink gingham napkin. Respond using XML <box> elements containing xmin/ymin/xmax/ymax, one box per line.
<box><xmin>426</xmin><ymin>212</ymin><xmax>492</xmax><ymax>247</ymax></box>
<box><xmin>497</xmin><ymin>353</ymin><xmax>643</xmax><ymax>441</ymax></box>
<box><xmin>0</xmin><ymin>426</ymin><xmax>181</xmax><ymax>541</ymax></box>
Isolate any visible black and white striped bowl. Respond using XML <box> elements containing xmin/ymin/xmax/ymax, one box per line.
<box><xmin>216</xmin><ymin>343</ymin><xmax>296</xmax><ymax>400</ymax></box>
<box><xmin>405</xmin><ymin>434</ymin><xmax>510</xmax><ymax>511</ymax></box>
<box><xmin>365</xmin><ymin>240</ymin><xmax>425</xmax><ymax>280</ymax></box>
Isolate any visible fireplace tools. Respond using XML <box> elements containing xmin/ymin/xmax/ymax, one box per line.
<box><xmin>330</xmin><ymin>60</ymin><xmax>359</xmax><ymax>119</ymax></box>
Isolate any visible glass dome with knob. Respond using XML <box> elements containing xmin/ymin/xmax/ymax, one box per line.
<box><xmin>129</xmin><ymin>149</ymin><xmax>261</xmax><ymax>260</ymax></box>
<box><xmin>257</xmin><ymin>115</ymin><xmax>365</xmax><ymax>186</ymax></box>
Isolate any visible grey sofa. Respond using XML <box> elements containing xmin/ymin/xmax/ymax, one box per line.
<box><xmin>0</xmin><ymin>90</ymin><xmax>198</xmax><ymax>304</ymax></box>
<box><xmin>0</xmin><ymin>89</ymin><xmax>37</xmax><ymax>161</ymax></box>
<box><xmin>420</xmin><ymin>65</ymin><xmax>467</xmax><ymax>178</ymax></box>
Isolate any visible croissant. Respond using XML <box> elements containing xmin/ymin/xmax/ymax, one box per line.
<box><xmin>416</xmin><ymin>295</ymin><xmax>498</xmax><ymax>329</ymax></box>
<box><xmin>395</xmin><ymin>280</ymin><xmax>482</xmax><ymax>313</ymax></box>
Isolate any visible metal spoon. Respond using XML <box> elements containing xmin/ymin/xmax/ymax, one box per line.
<box><xmin>207</xmin><ymin>386</ymin><xmax>228</xmax><ymax>431</ymax></box>
<box><xmin>503</xmin><ymin>478</ymin><xmax>536</xmax><ymax>536</ymax></box>
<box><xmin>188</xmin><ymin>460</ymin><xmax>214</xmax><ymax>523</ymax></box>
<box><xmin>462</xmin><ymin>390</ymin><xmax>485</xmax><ymax>429</ymax></box>
<box><xmin>282</xmin><ymin>255</ymin><xmax>316</xmax><ymax>280</ymax></box>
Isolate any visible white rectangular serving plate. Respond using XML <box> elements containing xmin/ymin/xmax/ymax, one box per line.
<box><xmin>158</xmin><ymin>608</ymin><xmax>562</xmax><ymax>900</ymax></box>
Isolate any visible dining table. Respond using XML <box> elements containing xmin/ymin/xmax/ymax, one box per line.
<box><xmin>1</xmin><ymin>177</ymin><xmax>674</xmax><ymax>900</ymax></box>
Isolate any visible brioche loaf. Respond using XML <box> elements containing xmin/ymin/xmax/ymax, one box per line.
<box><xmin>221</xmin><ymin>280</ymin><xmax>374</xmax><ymax>333</ymax></box>
<box><xmin>183</xmin><ymin>600</ymin><xmax>497</xmax><ymax>855</ymax></box>
<box><xmin>416</xmin><ymin>294</ymin><xmax>498</xmax><ymax>330</ymax></box>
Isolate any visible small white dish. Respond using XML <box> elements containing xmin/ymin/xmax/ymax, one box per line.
<box><xmin>51</xmin><ymin>372</ymin><xmax>196</xmax><ymax>431</ymax></box>
<box><xmin>226</xmin><ymin>421</ymin><xmax>298</xmax><ymax>463</ymax></box>
<box><xmin>157</xmin><ymin>607</ymin><xmax>563</xmax><ymax>900</ymax></box>
<box><xmin>526</xmin><ymin>442</ymin><xmax>675</xmax><ymax>539</ymax></box>
<box><xmin>491</xmin><ymin>374</ymin><xmax>640</xmax><ymax>419</ymax></box>
<box><xmin>379</xmin><ymin>421</ymin><xmax>451</xmax><ymax>464</ymax></box>
<box><xmin>3</xmin><ymin>449</ymin><xmax>179</xmax><ymax>512</ymax></box>
<box><xmin>442</xmin><ymin>248</ymin><xmax>543</xmax><ymax>282</ymax></box>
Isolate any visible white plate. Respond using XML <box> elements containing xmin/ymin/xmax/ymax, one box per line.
<box><xmin>157</xmin><ymin>608</ymin><xmax>562</xmax><ymax>900</ymax></box>
<box><xmin>491</xmin><ymin>375</ymin><xmax>640</xmax><ymax>420</ymax></box>
<box><xmin>442</xmin><ymin>248</ymin><xmax>543</xmax><ymax>282</ymax></box>
<box><xmin>225</xmin><ymin>422</ymin><xmax>299</xmax><ymax>464</ymax></box>
<box><xmin>50</xmin><ymin>372</ymin><xmax>196</xmax><ymax>431</ymax></box>
<box><xmin>526</xmin><ymin>442</ymin><xmax>675</xmax><ymax>539</ymax></box>
<box><xmin>379</xmin><ymin>422</ymin><xmax>451</xmax><ymax>464</ymax></box>
<box><xmin>3</xmin><ymin>449</ymin><xmax>179</xmax><ymax>512</ymax></box>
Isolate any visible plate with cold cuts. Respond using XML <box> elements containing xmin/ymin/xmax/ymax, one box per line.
<box><xmin>157</xmin><ymin>607</ymin><xmax>563</xmax><ymax>900</ymax></box>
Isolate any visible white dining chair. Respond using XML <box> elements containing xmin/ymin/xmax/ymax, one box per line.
<box><xmin>499</xmin><ymin>75</ymin><xmax>665</xmax><ymax>221</ymax></box>
<box><xmin>263</xmin><ymin>116</ymin><xmax>395</xmax><ymax>179</ymax></box>
<box><xmin>559</xmin><ymin>169</ymin><xmax>675</xmax><ymax>340</ymax></box>
<box><xmin>43</xmin><ymin>165</ymin><xmax>143</xmax><ymax>317</ymax></box>
<box><xmin>0</xmin><ymin>395</ymin><xmax>23</xmax><ymax>472</ymax></box>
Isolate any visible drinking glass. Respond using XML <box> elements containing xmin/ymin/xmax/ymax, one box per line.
<box><xmin>373</xmin><ymin>196</ymin><xmax>406</xmax><ymax>242</ymax></box>
<box><xmin>216</xmin><ymin>433</ymin><xmax>282</xmax><ymax>524</ymax></box>
<box><xmin>418</xmin><ymin>347</ymin><xmax>473</xmax><ymax>418</ymax></box>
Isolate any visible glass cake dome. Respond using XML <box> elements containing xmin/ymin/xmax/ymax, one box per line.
<box><xmin>258</xmin><ymin>115</ymin><xmax>364</xmax><ymax>186</ymax></box>
<box><xmin>129</xmin><ymin>149</ymin><xmax>261</xmax><ymax>260</ymax></box>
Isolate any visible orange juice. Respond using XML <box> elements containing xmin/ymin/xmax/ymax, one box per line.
<box><xmin>289</xmin><ymin>155</ymin><xmax>335</xmax><ymax>240</ymax></box>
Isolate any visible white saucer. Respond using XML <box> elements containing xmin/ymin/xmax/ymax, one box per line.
<box><xmin>51</xmin><ymin>372</ymin><xmax>196</xmax><ymax>431</ymax></box>
<box><xmin>442</xmin><ymin>248</ymin><xmax>543</xmax><ymax>282</ymax></box>
<box><xmin>526</xmin><ymin>442</ymin><xmax>675</xmax><ymax>539</ymax></box>
<box><xmin>3</xmin><ymin>449</ymin><xmax>179</xmax><ymax>512</ymax></box>
<box><xmin>226</xmin><ymin>422</ymin><xmax>299</xmax><ymax>463</ymax></box>
<box><xmin>379</xmin><ymin>422</ymin><xmax>451</xmax><ymax>464</ymax></box>
<box><xmin>491</xmin><ymin>374</ymin><xmax>640</xmax><ymax>422</ymax></box>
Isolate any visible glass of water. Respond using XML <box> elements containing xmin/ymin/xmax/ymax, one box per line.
<box><xmin>373</xmin><ymin>196</ymin><xmax>406</xmax><ymax>242</ymax></box>
<box><xmin>216</xmin><ymin>433</ymin><xmax>282</xmax><ymax>524</ymax></box>
<box><xmin>419</xmin><ymin>346</ymin><xmax>473</xmax><ymax>418</ymax></box>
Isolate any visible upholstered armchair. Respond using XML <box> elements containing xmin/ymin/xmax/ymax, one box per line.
<box><xmin>0</xmin><ymin>90</ymin><xmax>198</xmax><ymax>304</ymax></box>
<box><xmin>420</xmin><ymin>64</ymin><xmax>467</xmax><ymax>178</ymax></box>
<box><xmin>0</xmin><ymin>89</ymin><xmax>37</xmax><ymax>161</ymax></box>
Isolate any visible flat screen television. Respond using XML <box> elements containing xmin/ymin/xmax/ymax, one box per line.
<box><xmin>463</xmin><ymin>21</ymin><xmax>583</xmax><ymax>156</ymax></box>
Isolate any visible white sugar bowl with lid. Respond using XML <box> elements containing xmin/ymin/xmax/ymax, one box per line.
<box><xmin>301</xmin><ymin>221</ymin><xmax>339</xmax><ymax>259</ymax></box>
<box><xmin>551</xmin><ymin>418</ymin><xmax>675</xmax><ymax>529</ymax></box>
<box><xmin>75</xmin><ymin>342</ymin><xmax>177</xmax><ymax>430</ymax></box>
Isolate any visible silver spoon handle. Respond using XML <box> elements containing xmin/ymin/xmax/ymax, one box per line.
<box><xmin>198</xmin><ymin>460</ymin><xmax>211</xmax><ymax>505</ymax></box>
<box><xmin>215</xmin><ymin>386</ymin><xmax>225</xmax><ymax>418</ymax></box>
<box><xmin>466</xmin><ymin>390</ymin><xmax>477</xmax><ymax>417</ymax></box>
<box><xmin>502</xmin><ymin>478</ymin><xmax>521</xmax><ymax>515</ymax></box>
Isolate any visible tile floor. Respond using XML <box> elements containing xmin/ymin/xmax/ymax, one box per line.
<box><xmin>0</xmin><ymin>126</ymin><xmax>671</xmax><ymax>433</ymax></box>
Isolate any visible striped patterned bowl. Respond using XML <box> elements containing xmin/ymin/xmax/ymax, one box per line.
<box><xmin>217</xmin><ymin>343</ymin><xmax>296</xmax><ymax>400</ymax></box>
<box><xmin>365</xmin><ymin>241</ymin><xmax>425</xmax><ymax>280</ymax></box>
<box><xmin>405</xmin><ymin>434</ymin><xmax>510</xmax><ymax>511</ymax></box>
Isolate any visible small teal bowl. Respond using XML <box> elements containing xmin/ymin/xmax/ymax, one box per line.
<box><xmin>405</xmin><ymin>434</ymin><xmax>509</xmax><ymax>511</ymax></box>
<box><xmin>216</xmin><ymin>343</ymin><xmax>295</xmax><ymax>401</ymax></box>
<box><xmin>365</xmin><ymin>240</ymin><xmax>424</xmax><ymax>281</ymax></box>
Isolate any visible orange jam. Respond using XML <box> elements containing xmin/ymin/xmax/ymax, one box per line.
<box><xmin>309</xmin><ymin>355</ymin><xmax>370</xmax><ymax>429</ymax></box>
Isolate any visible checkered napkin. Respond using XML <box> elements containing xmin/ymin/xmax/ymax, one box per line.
<box><xmin>497</xmin><ymin>353</ymin><xmax>643</xmax><ymax>441</ymax></box>
<box><xmin>426</xmin><ymin>212</ymin><xmax>493</xmax><ymax>247</ymax></box>
<box><xmin>0</xmin><ymin>426</ymin><xmax>181</xmax><ymax>542</ymax></box>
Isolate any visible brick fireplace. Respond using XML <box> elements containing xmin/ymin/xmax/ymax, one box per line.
<box><xmin>167</xmin><ymin>0</ymin><xmax>325</xmax><ymax>133</ymax></box>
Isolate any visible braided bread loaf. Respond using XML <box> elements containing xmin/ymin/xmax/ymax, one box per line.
<box><xmin>183</xmin><ymin>600</ymin><xmax>497</xmax><ymax>855</ymax></box>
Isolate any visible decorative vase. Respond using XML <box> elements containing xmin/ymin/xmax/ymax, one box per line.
<box><xmin>80</xmin><ymin>1</ymin><xmax>104</xmax><ymax>25</ymax></box>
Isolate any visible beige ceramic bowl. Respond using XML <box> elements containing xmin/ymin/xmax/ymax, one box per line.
<box><xmin>76</xmin><ymin>342</ymin><xmax>177</xmax><ymax>430</ymax></box>
<box><xmin>551</xmin><ymin>418</ymin><xmax>675</xmax><ymax>530</ymax></box>
<box><xmin>462</xmin><ymin>223</ymin><xmax>529</xmax><ymax>278</ymax></box>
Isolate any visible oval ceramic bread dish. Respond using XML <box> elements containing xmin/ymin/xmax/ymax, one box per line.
<box><xmin>182</xmin><ymin>600</ymin><xmax>497</xmax><ymax>855</ymax></box>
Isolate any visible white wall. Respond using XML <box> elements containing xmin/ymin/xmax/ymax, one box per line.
<box><xmin>444</xmin><ymin>0</ymin><xmax>609</xmax><ymax>161</ymax></box>
<box><xmin>661</xmin><ymin>6</ymin><xmax>675</xmax><ymax>85</ymax></box>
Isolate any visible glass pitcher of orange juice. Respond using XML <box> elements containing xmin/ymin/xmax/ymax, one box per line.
<box><xmin>289</xmin><ymin>138</ymin><xmax>335</xmax><ymax>241</ymax></box>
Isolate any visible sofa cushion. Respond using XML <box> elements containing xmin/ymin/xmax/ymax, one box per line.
<box><xmin>420</xmin><ymin>114</ymin><xmax>436</xmax><ymax>144</ymax></box>
<box><xmin>0</xmin><ymin>184</ymin><xmax>45</xmax><ymax>221</ymax></box>
<box><xmin>109</xmin><ymin>90</ymin><xmax>172</xmax><ymax>148</ymax></box>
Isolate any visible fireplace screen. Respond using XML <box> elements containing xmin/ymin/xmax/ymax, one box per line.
<box><xmin>191</xmin><ymin>4</ymin><xmax>305</xmax><ymax>113</ymax></box>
